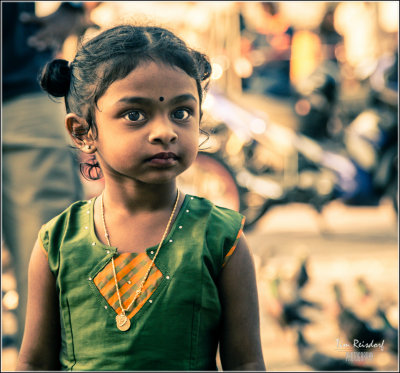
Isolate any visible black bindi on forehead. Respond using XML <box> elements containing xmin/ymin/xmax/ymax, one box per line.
<box><xmin>159</xmin><ymin>96</ymin><xmax>164</xmax><ymax>102</ymax></box>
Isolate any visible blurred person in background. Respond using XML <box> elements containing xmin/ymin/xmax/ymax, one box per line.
<box><xmin>2</xmin><ymin>1</ymin><xmax>98</xmax><ymax>349</ymax></box>
<box><xmin>239</xmin><ymin>2</ymin><xmax>294</xmax><ymax>97</ymax></box>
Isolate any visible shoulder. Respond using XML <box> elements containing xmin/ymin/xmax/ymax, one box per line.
<box><xmin>187</xmin><ymin>195</ymin><xmax>245</xmax><ymax>266</ymax></box>
<box><xmin>187</xmin><ymin>194</ymin><xmax>245</xmax><ymax>229</ymax></box>
<box><xmin>39</xmin><ymin>198</ymin><xmax>95</xmax><ymax>274</ymax></box>
<box><xmin>40</xmin><ymin>199</ymin><xmax>93</xmax><ymax>233</ymax></box>
<box><xmin>39</xmin><ymin>198</ymin><xmax>94</xmax><ymax>254</ymax></box>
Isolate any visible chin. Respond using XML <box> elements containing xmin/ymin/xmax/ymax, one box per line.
<box><xmin>142</xmin><ymin>172</ymin><xmax>181</xmax><ymax>185</ymax></box>
<box><xmin>138</xmin><ymin>162</ymin><xmax>191</xmax><ymax>185</ymax></box>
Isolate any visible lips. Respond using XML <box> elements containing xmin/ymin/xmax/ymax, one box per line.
<box><xmin>148</xmin><ymin>152</ymin><xmax>178</xmax><ymax>160</ymax></box>
<box><xmin>146</xmin><ymin>152</ymin><xmax>178</xmax><ymax>167</ymax></box>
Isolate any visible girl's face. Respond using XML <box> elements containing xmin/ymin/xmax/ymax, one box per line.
<box><xmin>92</xmin><ymin>61</ymin><xmax>200</xmax><ymax>186</ymax></box>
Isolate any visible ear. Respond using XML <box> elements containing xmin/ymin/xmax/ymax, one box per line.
<box><xmin>65</xmin><ymin>113</ymin><xmax>97</xmax><ymax>154</ymax></box>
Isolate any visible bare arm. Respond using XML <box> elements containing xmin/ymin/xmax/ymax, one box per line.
<box><xmin>218</xmin><ymin>234</ymin><xmax>266</xmax><ymax>371</ymax></box>
<box><xmin>16</xmin><ymin>239</ymin><xmax>61</xmax><ymax>370</ymax></box>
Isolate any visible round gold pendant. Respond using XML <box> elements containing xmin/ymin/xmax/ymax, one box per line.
<box><xmin>116</xmin><ymin>314</ymin><xmax>131</xmax><ymax>331</ymax></box>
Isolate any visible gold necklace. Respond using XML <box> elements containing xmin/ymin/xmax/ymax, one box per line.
<box><xmin>100</xmin><ymin>189</ymin><xmax>180</xmax><ymax>331</ymax></box>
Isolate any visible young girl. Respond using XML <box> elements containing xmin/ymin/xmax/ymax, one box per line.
<box><xmin>16</xmin><ymin>25</ymin><xmax>266</xmax><ymax>371</ymax></box>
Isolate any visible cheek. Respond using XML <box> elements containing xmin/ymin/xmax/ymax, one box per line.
<box><xmin>189</xmin><ymin>146</ymin><xmax>199</xmax><ymax>164</ymax></box>
<box><xmin>189</xmin><ymin>128</ymin><xmax>200</xmax><ymax>151</ymax></box>
<box><xmin>181</xmin><ymin>130</ymin><xmax>199</xmax><ymax>163</ymax></box>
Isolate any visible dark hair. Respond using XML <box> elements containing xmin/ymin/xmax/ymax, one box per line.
<box><xmin>39</xmin><ymin>24</ymin><xmax>212</xmax><ymax>180</ymax></box>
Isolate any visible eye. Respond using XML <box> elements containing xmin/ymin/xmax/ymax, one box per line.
<box><xmin>124</xmin><ymin>110</ymin><xmax>146</xmax><ymax>122</ymax></box>
<box><xmin>171</xmin><ymin>108</ymin><xmax>191</xmax><ymax>121</ymax></box>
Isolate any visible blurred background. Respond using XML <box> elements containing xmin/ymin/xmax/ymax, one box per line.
<box><xmin>2</xmin><ymin>1</ymin><xmax>398</xmax><ymax>371</ymax></box>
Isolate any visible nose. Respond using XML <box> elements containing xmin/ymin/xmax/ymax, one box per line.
<box><xmin>148</xmin><ymin>116</ymin><xmax>178</xmax><ymax>145</ymax></box>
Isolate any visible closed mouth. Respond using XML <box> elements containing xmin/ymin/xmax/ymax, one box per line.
<box><xmin>147</xmin><ymin>152</ymin><xmax>178</xmax><ymax>161</ymax></box>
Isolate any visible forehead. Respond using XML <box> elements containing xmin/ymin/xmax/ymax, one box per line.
<box><xmin>98</xmin><ymin>61</ymin><xmax>199</xmax><ymax>107</ymax></box>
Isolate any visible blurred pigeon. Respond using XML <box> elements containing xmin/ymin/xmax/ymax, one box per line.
<box><xmin>376</xmin><ymin>307</ymin><xmax>398</xmax><ymax>354</ymax></box>
<box><xmin>293</xmin><ymin>256</ymin><xmax>309</xmax><ymax>291</ymax></box>
<box><xmin>355</xmin><ymin>277</ymin><xmax>398</xmax><ymax>353</ymax></box>
<box><xmin>267</xmin><ymin>276</ymin><xmax>320</xmax><ymax>330</ymax></box>
<box><xmin>296</xmin><ymin>329</ymin><xmax>374</xmax><ymax>371</ymax></box>
<box><xmin>333</xmin><ymin>283</ymin><xmax>386</xmax><ymax>351</ymax></box>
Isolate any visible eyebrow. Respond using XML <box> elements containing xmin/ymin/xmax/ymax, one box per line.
<box><xmin>117</xmin><ymin>94</ymin><xmax>198</xmax><ymax>106</ymax></box>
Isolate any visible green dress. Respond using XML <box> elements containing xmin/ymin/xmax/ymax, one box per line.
<box><xmin>39</xmin><ymin>194</ymin><xmax>245</xmax><ymax>371</ymax></box>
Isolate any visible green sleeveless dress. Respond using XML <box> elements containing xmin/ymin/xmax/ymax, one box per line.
<box><xmin>39</xmin><ymin>194</ymin><xmax>245</xmax><ymax>371</ymax></box>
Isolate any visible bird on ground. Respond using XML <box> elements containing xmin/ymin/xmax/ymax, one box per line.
<box><xmin>333</xmin><ymin>283</ymin><xmax>386</xmax><ymax>352</ymax></box>
<box><xmin>296</xmin><ymin>329</ymin><xmax>374</xmax><ymax>371</ymax></box>
<box><xmin>376</xmin><ymin>306</ymin><xmax>398</xmax><ymax>354</ymax></box>
<box><xmin>355</xmin><ymin>277</ymin><xmax>398</xmax><ymax>354</ymax></box>
<box><xmin>293</xmin><ymin>255</ymin><xmax>309</xmax><ymax>291</ymax></box>
<box><xmin>356</xmin><ymin>277</ymin><xmax>372</xmax><ymax>299</ymax></box>
<box><xmin>355</xmin><ymin>277</ymin><xmax>379</xmax><ymax>317</ymax></box>
<box><xmin>267</xmin><ymin>276</ymin><xmax>321</xmax><ymax>331</ymax></box>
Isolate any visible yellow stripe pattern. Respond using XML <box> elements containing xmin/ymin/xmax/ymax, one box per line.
<box><xmin>93</xmin><ymin>252</ymin><xmax>163</xmax><ymax>319</ymax></box>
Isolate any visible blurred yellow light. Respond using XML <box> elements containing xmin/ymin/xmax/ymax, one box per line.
<box><xmin>267</xmin><ymin>124</ymin><xmax>295</xmax><ymax>153</ymax></box>
<box><xmin>202</xmin><ymin>94</ymin><xmax>215</xmax><ymax>111</ymax></box>
<box><xmin>250</xmin><ymin>118</ymin><xmax>267</xmax><ymax>134</ymax></box>
<box><xmin>3</xmin><ymin>290</ymin><xmax>19</xmax><ymax>310</ymax></box>
<box><xmin>316</xmin><ymin>176</ymin><xmax>334</xmax><ymax>195</ymax></box>
<box><xmin>90</xmin><ymin>3</ymin><xmax>117</xmax><ymax>27</ymax></box>
<box><xmin>378</xmin><ymin>2</ymin><xmax>399</xmax><ymax>33</ymax></box>
<box><xmin>211</xmin><ymin>63</ymin><xmax>224</xmax><ymax>80</ymax></box>
<box><xmin>1</xmin><ymin>347</ymin><xmax>19</xmax><ymax>372</ymax></box>
<box><xmin>61</xmin><ymin>35</ymin><xmax>78</xmax><ymax>61</ymax></box>
<box><xmin>213</xmin><ymin>55</ymin><xmax>231</xmax><ymax>71</ymax></box>
<box><xmin>226</xmin><ymin>133</ymin><xmax>244</xmax><ymax>156</ymax></box>
<box><xmin>290</xmin><ymin>30</ymin><xmax>322</xmax><ymax>84</ymax></box>
<box><xmin>387</xmin><ymin>305</ymin><xmax>399</xmax><ymax>328</ymax></box>
<box><xmin>186</xmin><ymin>6</ymin><xmax>211</xmax><ymax>32</ymax></box>
<box><xmin>35</xmin><ymin>2</ymin><xmax>60</xmax><ymax>17</ymax></box>
<box><xmin>2</xmin><ymin>273</ymin><xmax>17</xmax><ymax>292</ymax></box>
<box><xmin>334</xmin><ymin>2</ymin><xmax>377</xmax><ymax>66</ymax></box>
<box><xmin>279</xmin><ymin>2</ymin><xmax>326</xmax><ymax>30</ymax></box>
<box><xmin>233</xmin><ymin>57</ymin><xmax>253</xmax><ymax>78</ymax></box>
<box><xmin>2</xmin><ymin>312</ymin><xmax>18</xmax><ymax>335</ymax></box>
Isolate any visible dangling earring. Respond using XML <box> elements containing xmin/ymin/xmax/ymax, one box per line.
<box><xmin>80</xmin><ymin>155</ymin><xmax>103</xmax><ymax>180</ymax></box>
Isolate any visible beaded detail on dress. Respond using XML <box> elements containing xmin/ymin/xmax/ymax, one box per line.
<box><xmin>93</xmin><ymin>252</ymin><xmax>163</xmax><ymax>319</ymax></box>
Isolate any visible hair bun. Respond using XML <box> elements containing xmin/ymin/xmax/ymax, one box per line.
<box><xmin>39</xmin><ymin>59</ymin><xmax>71</xmax><ymax>97</ymax></box>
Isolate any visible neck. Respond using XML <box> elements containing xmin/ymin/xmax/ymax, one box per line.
<box><xmin>101</xmin><ymin>180</ymin><xmax>179</xmax><ymax>213</ymax></box>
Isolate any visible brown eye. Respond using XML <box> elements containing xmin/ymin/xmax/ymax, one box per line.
<box><xmin>172</xmin><ymin>108</ymin><xmax>191</xmax><ymax>121</ymax></box>
<box><xmin>125</xmin><ymin>110</ymin><xmax>145</xmax><ymax>122</ymax></box>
